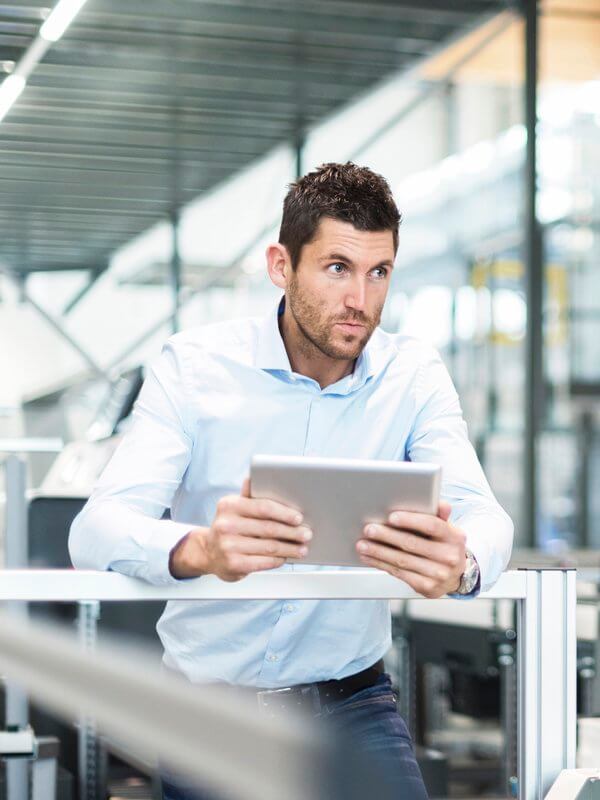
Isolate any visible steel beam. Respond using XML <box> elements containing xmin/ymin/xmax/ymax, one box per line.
<box><xmin>523</xmin><ymin>0</ymin><xmax>543</xmax><ymax>547</ymax></box>
<box><xmin>3</xmin><ymin>455</ymin><xmax>29</xmax><ymax>800</ymax></box>
<box><xmin>518</xmin><ymin>570</ymin><xmax>576</xmax><ymax>800</ymax></box>
<box><xmin>0</xmin><ymin>268</ymin><xmax>109</xmax><ymax>380</ymax></box>
<box><xmin>62</xmin><ymin>268</ymin><xmax>104</xmax><ymax>315</ymax></box>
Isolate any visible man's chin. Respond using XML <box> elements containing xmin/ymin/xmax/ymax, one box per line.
<box><xmin>325</xmin><ymin>335</ymin><xmax>369</xmax><ymax>361</ymax></box>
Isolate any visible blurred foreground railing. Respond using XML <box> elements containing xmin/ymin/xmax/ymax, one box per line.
<box><xmin>0</xmin><ymin>568</ymin><xmax>576</xmax><ymax>800</ymax></box>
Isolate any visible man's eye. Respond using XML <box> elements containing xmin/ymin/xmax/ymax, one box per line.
<box><xmin>371</xmin><ymin>267</ymin><xmax>388</xmax><ymax>279</ymax></box>
<box><xmin>328</xmin><ymin>263</ymin><xmax>346</xmax><ymax>274</ymax></box>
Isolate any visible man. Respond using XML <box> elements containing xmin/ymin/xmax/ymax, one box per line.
<box><xmin>70</xmin><ymin>162</ymin><xmax>513</xmax><ymax>799</ymax></box>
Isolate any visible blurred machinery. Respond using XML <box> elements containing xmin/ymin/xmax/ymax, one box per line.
<box><xmin>388</xmin><ymin>566</ymin><xmax>600</xmax><ymax>798</ymax></box>
<box><xmin>1</xmin><ymin>367</ymin><xmax>164</xmax><ymax>800</ymax></box>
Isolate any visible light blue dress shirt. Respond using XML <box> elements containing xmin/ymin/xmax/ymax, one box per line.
<box><xmin>69</xmin><ymin>298</ymin><xmax>513</xmax><ymax>688</ymax></box>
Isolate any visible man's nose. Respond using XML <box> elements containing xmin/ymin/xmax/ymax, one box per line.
<box><xmin>345</xmin><ymin>278</ymin><xmax>367</xmax><ymax>311</ymax></box>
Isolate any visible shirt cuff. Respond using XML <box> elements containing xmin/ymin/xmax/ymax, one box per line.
<box><xmin>144</xmin><ymin>519</ymin><xmax>196</xmax><ymax>585</ymax></box>
<box><xmin>453</xmin><ymin>512</ymin><xmax>512</xmax><ymax>593</ymax></box>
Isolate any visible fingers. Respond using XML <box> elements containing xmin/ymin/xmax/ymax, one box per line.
<box><xmin>214</xmin><ymin>513</ymin><xmax>311</xmax><ymax>544</ymax></box>
<box><xmin>243</xmin><ymin>555</ymin><xmax>288</xmax><ymax>572</ymax></box>
<box><xmin>233</xmin><ymin>555</ymin><xmax>289</xmax><ymax>577</ymax></box>
<box><xmin>357</xmin><ymin>538</ymin><xmax>449</xmax><ymax>582</ymax></box>
<box><xmin>438</xmin><ymin>501</ymin><xmax>452</xmax><ymax>522</ymax></box>
<box><xmin>384</xmin><ymin>510</ymin><xmax>463</xmax><ymax>542</ymax></box>
<box><xmin>221</xmin><ymin>554</ymin><xmax>287</xmax><ymax>581</ymax></box>
<box><xmin>361</xmin><ymin>524</ymin><xmax>464</xmax><ymax>569</ymax></box>
<box><xmin>358</xmin><ymin>554</ymin><xmax>447</xmax><ymax>599</ymax></box>
<box><xmin>357</xmin><ymin>516</ymin><xmax>467</xmax><ymax>598</ymax></box>
<box><xmin>221</xmin><ymin>534</ymin><xmax>308</xmax><ymax>560</ymax></box>
<box><xmin>219</xmin><ymin>493</ymin><xmax>303</xmax><ymax>527</ymax></box>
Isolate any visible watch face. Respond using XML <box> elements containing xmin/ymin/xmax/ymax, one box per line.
<box><xmin>461</xmin><ymin>571</ymin><xmax>477</xmax><ymax>594</ymax></box>
<box><xmin>459</xmin><ymin>552</ymin><xmax>480</xmax><ymax>594</ymax></box>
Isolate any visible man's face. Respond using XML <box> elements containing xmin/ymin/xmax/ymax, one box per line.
<box><xmin>285</xmin><ymin>217</ymin><xmax>395</xmax><ymax>361</ymax></box>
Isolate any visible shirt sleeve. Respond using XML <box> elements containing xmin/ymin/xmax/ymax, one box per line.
<box><xmin>68</xmin><ymin>338</ymin><xmax>195</xmax><ymax>585</ymax></box>
<box><xmin>406</xmin><ymin>344</ymin><xmax>514</xmax><ymax>592</ymax></box>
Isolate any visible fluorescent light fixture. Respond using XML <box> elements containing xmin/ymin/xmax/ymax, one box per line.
<box><xmin>0</xmin><ymin>74</ymin><xmax>26</xmax><ymax>123</ymax></box>
<box><xmin>40</xmin><ymin>0</ymin><xmax>88</xmax><ymax>43</ymax></box>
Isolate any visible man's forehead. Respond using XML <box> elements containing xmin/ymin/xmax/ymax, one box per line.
<box><xmin>310</xmin><ymin>217</ymin><xmax>395</xmax><ymax>252</ymax></box>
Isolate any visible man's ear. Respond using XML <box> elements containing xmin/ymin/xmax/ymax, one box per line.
<box><xmin>266</xmin><ymin>243</ymin><xmax>291</xmax><ymax>290</ymax></box>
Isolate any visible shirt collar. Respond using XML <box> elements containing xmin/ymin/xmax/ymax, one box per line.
<box><xmin>254</xmin><ymin>296</ymin><xmax>390</xmax><ymax>383</ymax></box>
<box><xmin>254</xmin><ymin>296</ymin><xmax>292</xmax><ymax>372</ymax></box>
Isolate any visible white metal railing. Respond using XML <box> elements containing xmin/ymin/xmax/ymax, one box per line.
<box><xmin>0</xmin><ymin>605</ymin><xmax>322</xmax><ymax>800</ymax></box>
<box><xmin>0</xmin><ymin>567</ymin><xmax>527</xmax><ymax>601</ymax></box>
<box><xmin>0</xmin><ymin>452</ymin><xmax>578</xmax><ymax>800</ymax></box>
<box><xmin>0</xmin><ymin>567</ymin><xmax>577</xmax><ymax>800</ymax></box>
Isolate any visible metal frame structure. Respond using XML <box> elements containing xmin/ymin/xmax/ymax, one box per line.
<box><xmin>0</xmin><ymin>0</ymin><xmax>507</xmax><ymax>278</ymax></box>
<box><xmin>1</xmin><ymin>441</ymin><xmax>63</xmax><ymax>800</ymax></box>
<box><xmin>1</xmin><ymin>448</ymin><xmax>579</xmax><ymax>800</ymax></box>
<box><xmin>523</xmin><ymin>0</ymin><xmax>543</xmax><ymax>548</ymax></box>
<box><xmin>0</xmin><ymin>567</ymin><xmax>578</xmax><ymax>800</ymax></box>
<box><xmin>1</xmin><ymin>1</ymin><xmax>551</xmax><ymax>553</ymax></box>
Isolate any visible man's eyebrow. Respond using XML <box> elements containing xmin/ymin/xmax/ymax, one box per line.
<box><xmin>319</xmin><ymin>252</ymin><xmax>395</xmax><ymax>269</ymax></box>
<box><xmin>319</xmin><ymin>252</ymin><xmax>354</xmax><ymax>264</ymax></box>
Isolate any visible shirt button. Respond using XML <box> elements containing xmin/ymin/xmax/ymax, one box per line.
<box><xmin>284</xmin><ymin>604</ymin><xmax>296</xmax><ymax>613</ymax></box>
<box><xmin>267</xmin><ymin>654</ymin><xmax>279</xmax><ymax>663</ymax></box>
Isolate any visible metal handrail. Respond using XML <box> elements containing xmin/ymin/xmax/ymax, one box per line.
<box><xmin>0</xmin><ymin>566</ymin><xmax>577</xmax><ymax>800</ymax></box>
<box><xmin>0</xmin><ymin>608</ymin><xmax>324</xmax><ymax>800</ymax></box>
<box><xmin>0</xmin><ymin>452</ymin><xmax>577</xmax><ymax>800</ymax></box>
<box><xmin>0</xmin><ymin>568</ymin><xmax>526</xmax><ymax>601</ymax></box>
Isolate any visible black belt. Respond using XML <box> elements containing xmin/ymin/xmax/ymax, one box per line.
<box><xmin>256</xmin><ymin>659</ymin><xmax>385</xmax><ymax>717</ymax></box>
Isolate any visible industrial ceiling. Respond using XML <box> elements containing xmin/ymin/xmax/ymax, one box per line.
<box><xmin>0</xmin><ymin>0</ymin><xmax>507</xmax><ymax>279</ymax></box>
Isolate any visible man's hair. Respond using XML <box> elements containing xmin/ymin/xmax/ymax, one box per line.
<box><xmin>279</xmin><ymin>161</ymin><xmax>401</xmax><ymax>269</ymax></box>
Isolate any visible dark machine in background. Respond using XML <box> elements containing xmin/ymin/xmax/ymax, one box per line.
<box><xmin>21</xmin><ymin>367</ymin><xmax>166</xmax><ymax>800</ymax></box>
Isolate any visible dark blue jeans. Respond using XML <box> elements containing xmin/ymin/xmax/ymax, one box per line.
<box><xmin>162</xmin><ymin>674</ymin><xmax>428</xmax><ymax>800</ymax></box>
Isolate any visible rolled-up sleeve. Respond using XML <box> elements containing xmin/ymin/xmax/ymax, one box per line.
<box><xmin>69</xmin><ymin>338</ymin><xmax>195</xmax><ymax>585</ymax></box>
<box><xmin>406</xmin><ymin>345</ymin><xmax>514</xmax><ymax>592</ymax></box>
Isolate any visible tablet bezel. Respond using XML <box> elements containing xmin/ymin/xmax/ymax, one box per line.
<box><xmin>250</xmin><ymin>455</ymin><xmax>441</xmax><ymax>568</ymax></box>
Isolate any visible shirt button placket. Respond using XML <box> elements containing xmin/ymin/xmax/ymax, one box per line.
<box><xmin>304</xmin><ymin>394</ymin><xmax>324</xmax><ymax>457</ymax></box>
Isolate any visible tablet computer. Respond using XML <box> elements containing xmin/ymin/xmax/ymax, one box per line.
<box><xmin>250</xmin><ymin>455</ymin><xmax>441</xmax><ymax>567</ymax></box>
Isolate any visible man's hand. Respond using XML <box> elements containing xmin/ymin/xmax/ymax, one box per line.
<box><xmin>169</xmin><ymin>478</ymin><xmax>312</xmax><ymax>581</ymax></box>
<box><xmin>355</xmin><ymin>502</ymin><xmax>466</xmax><ymax>598</ymax></box>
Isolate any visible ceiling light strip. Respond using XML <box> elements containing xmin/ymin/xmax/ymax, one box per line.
<box><xmin>0</xmin><ymin>0</ymin><xmax>89</xmax><ymax>124</ymax></box>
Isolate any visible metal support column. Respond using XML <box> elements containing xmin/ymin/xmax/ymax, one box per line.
<box><xmin>523</xmin><ymin>0</ymin><xmax>543</xmax><ymax>547</ymax></box>
<box><xmin>292</xmin><ymin>20</ymin><xmax>306</xmax><ymax>180</ymax></box>
<box><xmin>168</xmin><ymin>33</ymin><xmax>183</xmax><ymax>335</ymax></box>
<box><xmin>576</xmin><ymin>411</ymin><xmax>593</xmax><ymax>547</ymax></box>
<box><xmin>4</xmin><ymin>455</ymin><xmax>29</xmax><ymax>800</ymax></box>
<box><xmin>77</xmin><ymin>601</ymin><xmax>101</xmax><ymax>800</ymax></box>
<box><xmin>169</xmin><ymin>208</ymin><xmax>182</xmax><ymax>334</ymax></box>
<box><xmin>518</xmin><ymin>570</ymin><xmax>576</xmax><ymax>800</ymax></box>
<box><xmin>499</xmin><ymin>639</ymin><xmax>518</xmax><ymax>795</ymax></box>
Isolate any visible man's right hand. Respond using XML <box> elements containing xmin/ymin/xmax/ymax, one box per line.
<box><xmin>169</xmin><ymin>477</ymin><xmax>312</xmax><ymax>581</ymax></box>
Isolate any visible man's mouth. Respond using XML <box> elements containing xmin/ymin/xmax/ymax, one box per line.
<box><xmin>335</xmin><ymin>321</ymin><xmax>366</xmax><ymax>333</ymax></box>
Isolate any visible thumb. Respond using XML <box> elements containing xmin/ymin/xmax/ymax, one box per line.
<box><xmin>438</xmin><ymin>500</ymin><xmax>452</xmax><ymax>522</ymax></box>
<box><xmin>241</xmin><ymin>476</ymin><xmax>251</xmax><ymax>498</ymax></box>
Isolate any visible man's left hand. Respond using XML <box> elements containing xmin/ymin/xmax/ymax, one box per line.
<box><xmin>355</xmin><ymin>502</ymin><xmax>467</xmax><ymax>598</ymax></box>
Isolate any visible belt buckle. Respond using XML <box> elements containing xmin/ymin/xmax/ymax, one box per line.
<box><xmin>257</xmin><ymin>686</ymin><xmax>294</xmax><ymax>718</ymax></box>
<box><xmin>257</xmin><ymin>685</ymin><xmax>321</xmax><ymax>717</ymax></box>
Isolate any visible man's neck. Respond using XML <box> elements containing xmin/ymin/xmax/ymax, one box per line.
<box><xmin>279</xmin><ymin>310</ymin><xmax>355</xmax><ymax>390</ymax></box>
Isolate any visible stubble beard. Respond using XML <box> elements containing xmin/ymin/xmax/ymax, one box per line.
<box><xmin>286</xmin><ymin>275</ymin><xmax>381</xmax><ymax>361</ymax></box>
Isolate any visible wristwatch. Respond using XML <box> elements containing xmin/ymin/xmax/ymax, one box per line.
<box><xmin>455</xmin><ymin>549</ymin><xmax>480</xmax><ymax>595</ymax></box>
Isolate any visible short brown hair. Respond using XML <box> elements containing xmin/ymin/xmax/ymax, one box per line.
<box><xmin>279</xmin><ymin>162</ymin><xmax>401</xmax><ymax>269</ymax></box>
